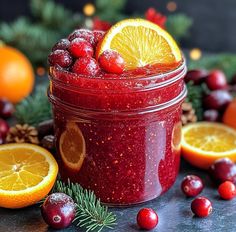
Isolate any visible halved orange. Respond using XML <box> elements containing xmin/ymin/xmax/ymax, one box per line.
<box><xmin>59</xmin><ymin>122</ymin><xmax>86</xmax><ymax>171</ymax></box>
<box><xmin>96</xmin><ymin>18</ymin><xmax>181</xmax><ymax>70</ymax></box>
<box><xmin>181</xmin><ymin>122</ymin><xmax>236</xmax><ymax>169</ymax></box>
<box><xmin>0</xmin><ymin>143</ymin><xmax>58</xmax><ymax>208</ymax></box>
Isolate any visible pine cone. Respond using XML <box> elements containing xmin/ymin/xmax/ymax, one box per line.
<box><xmin>181</xmin><ymin>101</ymin><xmax>197</xmax><ymax>125</ymax></box>
<box><xmin>6</xmin><ymin>124</ymin><xmax>39</xmax><ymax>144</ymax></box>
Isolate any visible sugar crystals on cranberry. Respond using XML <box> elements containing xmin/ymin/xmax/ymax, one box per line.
<box><xmin>69</xmin><ymin>38</ymin><xmax>94</xmax><ymax>58</ymax></box>
<box><xmin>48</xmin><ymin>50</ymin><xmax>73</xmax><ymax>68</ymax></box>
<box><xmin>52</xmin><ymin>38</ymin><xmax>70</xmax><ymax>51</ymax></box>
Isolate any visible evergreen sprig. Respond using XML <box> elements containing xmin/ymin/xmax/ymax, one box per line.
<box><xmin>15</xmin><ymin>84</ymin><xmax>52</xmax><ymax>126</ymax></box>
<box><xmin>53</xmin><ymin>180</ymin><xmax>117</xmax><ymax>232</ymax></box>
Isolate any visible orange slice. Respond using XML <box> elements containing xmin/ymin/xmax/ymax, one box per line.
<box><xmin>97</xmin><ymin>18</ymin><xmax>181</xmax><ymax>70</ymax></box>
<box><xmin>0</xmin><ymin>143</ymin><xmax>58</xmax><ymax>208</ymax></box>
<box><xmin>59</xmin><ymin>122</ymin><xmax>86</xmax><ymax>171</ymax></box>
<box><xmin>181</xmin><ymin>122</ymin><xmax>236</xmax><ymax>169</ymax></box>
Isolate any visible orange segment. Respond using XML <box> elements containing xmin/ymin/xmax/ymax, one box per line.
<box><xmin>181</xmin><ymin>122</ymin><xmax>236</xmax><ymax>169</ymax></box>
<box><xmin>97</xmin><ymin>18</ymin><xmax>181</xmax><ymax>70</ymax></box>
<box><xmin>0</xmin><ymin>143</ymin><xmax>58</xmax><ymax>208</ymax></box>
<box><xmin>59</xmin><ymin>122</ymin><xmax>86</xmax><ymax>171</ymax></box>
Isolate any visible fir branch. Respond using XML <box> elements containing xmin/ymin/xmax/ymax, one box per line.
<box><xmin>166</xmin><ymin>14</ymin><xmax>193</xmax><ymax>42</ymax></box>
<box><xmin>15</xmin><ymin>84</ymin><xmax>52</xmax><ymax>126</ymax></box>
<box><xmin>53</xmin><ymin>180</ymin><xmax>117</xmax><ymax>232</ymax></box>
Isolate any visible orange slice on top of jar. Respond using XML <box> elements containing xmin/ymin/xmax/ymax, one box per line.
<box><xmin>96</xmin><ymin>18</ymin><xmax>181</xmax><ymax>70</ymax></box>
<box><xmin>59</xmin><ymin>122</ymin><xmax>86</xmax><ymax>171</ymax></box>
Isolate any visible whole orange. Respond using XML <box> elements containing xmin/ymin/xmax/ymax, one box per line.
<box><xmin>0</xmin><ymin>45</ymin><xmax>34</xmax><ymax>103</ymax></box>
<box><xmin>223</xmin><ymin>98</ymin><xmax>236</xmax><ymax>129</ymax></box>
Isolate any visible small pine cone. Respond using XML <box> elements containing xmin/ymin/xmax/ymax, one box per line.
<box><xmin>6</xmin><ymin>124</ymin><xmax>39</xmax><ymax>144</ymax></box>
<box><xmin>181</xmin><ymin>101</ymin><xmax>198</xmax><ymax>125</ymax></box>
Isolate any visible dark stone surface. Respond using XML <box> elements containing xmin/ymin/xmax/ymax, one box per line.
<box><xmin>0</xmin><ymin>161</ymin><xmax>235</xmax><ymax>232</ymax></box>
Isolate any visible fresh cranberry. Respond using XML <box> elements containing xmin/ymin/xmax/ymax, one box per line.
<box><xmin>52</xmin><ymin>39</ymin><xmax>70</xmax><ymax>51</ymax></box>
<box><xmin>203</xmin><ymin>90</ymin><xmax>232</xmax><ymax>110</ymax></box>
<box><xmin>206</xmin><ymin>70</ymin><xmax>228</xmax><ymax>90</ymax></box>
<box><xmin>98</xmin><ymin>50</ymin><xmax>125</xmax><ymax>74</ymax></box>
<box><xmin>0</xmin><ymin>119</ymin><xmax>9</xmax><ymax>138</ymax></box>
<box><xmin>93</xmin><ymin>30</ymin><xmax>105</xmax><ymax>45</ymax></box>
<box><xmin>0</xmin><ymin>99</ymin><xmax>14</xmax><ymax>118</ymax></box>
<box><xmin>137</xmin><ymin>208</ymin><xmax>158</xmax><ymax>230</ymax></box>
<box><xmin>208</xmin><ymin>158</ymin><xmax>236</xmax><ymax>184</ymax></box>
<box><xmin>69</xmin><ymin>38</ymin><xmax>94</xmax><ymax>58</ymax></box>
<box><xmin>218</xmin><ymin>181</ymin><xmax>236</xmax><ymax>200</ymax></box>
<box><xmin>191</xmin><ymin>197</ymin><xmax>212</xmax><ymax>217</ymax></box>
<box><xmin>41</xmin><ymin>193</ymin><xmax>76</xmax><ymax>229</ymax></box>
<box><xmin>203</xmin><ymin>109</ymin><xmax>220</xmax><ymax>122</ymax></box>
<box><xmin>48</xmin><ymin>50</ymin><xmax>73</xmax><ymax>68</ymax></box>
<box><xmin>181</xmin><ymin>175</ymin><xmax>204</xmax><ymax>197</ymax></box>
<box><xmin>72</xmin><ymin>57</ymin><xmax>101</xmax><ymax>76</ymax></box>
<box><xmin>184</xmin><ymin>69</ymin><xmax>208</xmax><ymax>85</ymax></box>
<box><xmin>68</xmin><ymin>29</ymin><xmax>95</xmax><ymax>45</ymax></box>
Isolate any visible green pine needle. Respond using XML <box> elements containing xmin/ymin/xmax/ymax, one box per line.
<box><xmin>53</xmin><ymin>180</ymin><xmax>117</xmax><ymax>232</ymax></box>
<box><xmin>15</xmin><ymin>84</ymin><xmax>52</xmax><ymax>126</ymax></box>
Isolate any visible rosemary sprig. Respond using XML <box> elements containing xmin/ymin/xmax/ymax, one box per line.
<box><xmin>15</xmin><ymin>84</ymin><xmax>52</xmax><ymax>126</ymax></box>
<box><xmin>53</xmin><ymin>180</ymin><xmax>117</xmax><ymax>232</ymax></box>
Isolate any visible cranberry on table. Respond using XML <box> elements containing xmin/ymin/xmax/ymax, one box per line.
<box><xmin>208</xmin><ymin>158</ymin><xmax>236</xmax><ymax>184</ymax></box>
<box><xmin>181</xmin><ymin>175</ymin><xmax>204</xmax><ymax>197</ymax></box>
<box><xmin>0</xmin><ymin>99</ymin><xmax>14</xmax><ymax>118</ymax></box>
<box><xmin>0</xmin><ymin>119</ymin><xmax>9</xmax><ymax>138</ymax></box>
<box><xmin>48</xmin><ymin>50</ymin><xmax>73</xmax><ymax>68</ymax></box>
<box><xmin>41</xmin><ymin>193</ymin><xmax>76</xmax><ymax>229</ymax></box>
<box><xmin>72</xmin><ymin>57</ymin><xmax>101</xmax><ymax>76</ymax></box>
<box><xmin>184</xmin><ymin>69</ymin><xmax>208</xmax><ymax>85</ymax></box>
<box><xmin>137</xmin><ymin>208</ymin><xmax>158</xmax><ymax>230</ymax></box>
<box><xmin>203</xmin><ymin>90</ymin><xmax>232</xmax><ymax>110</ymax></box>
<box><xmin>206</xmin><ymin>70</ymin><xmax>228</xmax><ymax>90</ymax></box>
<box><xmin>191</xmin><ymin>196</ymin><xmax>212</xmax><ymax>218</ymax></box>
<box><xmin>218</xmin><ymin>181</ymin><xmax>236</xmax><ymax>200</ymax></box>
<box><xmin>98</xmin><ymin>50</ymin><xmax>125</xmax><ymax>74</ymax></box>
<box><xmin>52</xmin><ymin>38</ymin><xmax>70</xmax><ymax>51</ymax></box>
<box><xmin>203</xmin><ymin>109</ymin><xmax>220</xmax><ymax>122</ymax></box>
<box><xmin>69</xmin><ymin>38</ymin><xmax>94</xmax><ymax>58</ymax></box>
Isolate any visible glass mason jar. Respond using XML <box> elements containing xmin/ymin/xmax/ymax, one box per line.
<box><xmin>48</xmin><ymin>60</ymin><xmax>187</xmax><ymax>206</ymax></box>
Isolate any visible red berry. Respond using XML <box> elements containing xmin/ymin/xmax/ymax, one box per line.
<box><xmin>48</xmin><ymin>50</ymin><xmax>73</xmax><ymax>68</ymax></box>
<box><xmin>0</xmin><ymin>99</ymin><xmax>14</xmax><ymax>118</ymax></box>
<box><xmin>69</xmin><ymin>38</ymin><xmax>94</xmax><ymax>58</ymax></box>
<box><xmin>203</xmin><ymin>109</ymin><xmax>220</xmax><ymax>122</ymax></box>
<box><xmin>137</xmin><ymin>208</ymin><xmax>158</xmax><ymax>230</ymax></box>
<box><xmin>52</xmin><ymin>39</ymin><xmax>70</xmax><ymax>51</ymax></box>
<box><xmin>206</xmin><ymin>70</ymin><xmax>228</xmax><ymax>90</ymax></box>
<box><xmin>41</xmin><ymin>193</ymin><xmax>76</xmax><ymax>229</ymax></box>
<box><xmin>218</xmin><ymin>181</ymin><xmax>236</xmax><ymax>200</ymax></box>
<box><xmin>0</xmin><ymin>119</ymin><xmax>9</xmax><ymax>138</ymax></box>
<box><xmin>68</xmin><ymin>29</ymin><xmax>95</xmax><ymax>45</ymax></box>
<box><xmin>204</xmin><ymin>90</ymin><xmax>232</xmax><ymax>110</ymax></box>
<box><xmin>72</xmin><ymin>57</ymin><xmax>101</xmax><ymax>76</ymax></box>
<box><xmin>93</xmin><ymin>30</ymin><xmax>105</xmax><ymax>45</ymax></box>
<box><xmin>99</xmin><ymin>50</ymin><xmax>125</xmax><ymax>74</ymax></box>
<box><xmin>209</xmin><ymin>158</ymin><xmax>236</xmax><ymax>184</ymax></box>
<box><xmin>184</xmin><ymin>69</ymin><xmax>208</xmax><ymax>85</ymax></box>
<box><xmin>181</xmin><ymin>175</ymin><xmax>204</xmax><ymax>197</ymax></box>
<box><xmin>191</xmin><ymin>197</ymin><xmax>212</xmax><ymax>217</ymax></box>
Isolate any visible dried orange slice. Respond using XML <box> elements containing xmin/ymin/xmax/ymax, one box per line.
<box><xmin>0</xmin><ymin>143</ymin><xmax>58</xmax><ymax>208</ymax></box>
<box><xmin>182</xmin><ymin>122</ymin><xmax>236</xmax><ymax>169</ymax></box>
<box><xmin>59</xmin><ymin>122</ymin><xmax>86</xmax><ymax>171</ymax></box>
<box><xmin>96</xmin><ymin>18</ymin><xmax>181</xmax><ymax>70</ymax></box>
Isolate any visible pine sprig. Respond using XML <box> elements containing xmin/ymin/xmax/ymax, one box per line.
<box><xmin>53</xmin><ymin>180</ymin><xmax>117</xmax><ymax>232</ymax></box>
<box><xmin>15</xmin><ymin>84</ymin><xmax>52</xmax><ymax>126</ymax></box>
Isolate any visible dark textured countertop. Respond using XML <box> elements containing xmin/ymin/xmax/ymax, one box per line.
<box><xmin>1</xmin><ymin>161</ymin><xmax>235</xmax><ymax>232</ymax></box>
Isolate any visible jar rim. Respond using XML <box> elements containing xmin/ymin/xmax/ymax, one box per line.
<box><xmin>48</xmin><ymin>84</ymin><xmax>187</xmax><ymax>116</ymax></box>
<box><xmin>49</xmin><ymin>58</ymin><xmax>186</xmax><ymax>93</ymax></box>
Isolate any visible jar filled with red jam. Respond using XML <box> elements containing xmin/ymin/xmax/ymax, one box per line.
<box><xmin>48</xmin><ymin>21</ymin><xmax>187</xmax><ymax>206</ymax></box>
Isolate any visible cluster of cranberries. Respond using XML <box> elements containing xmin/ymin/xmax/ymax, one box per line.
<box><xmin>185</xmin><ymin>69</ymin><xmax>234</xmax><ymax>121</ymax></box>
<box><xmin>48</xmin><ymin>29</ymin><xmax>125</xmax><ymax>76</ymax></box>
<box><xmin>135</xmin><ymin>158</ymin><xmax>236</xmax><ymax>231</ymax></box>
<box><xmin>0</xmin><ymin>99</ymin><xmax>14</xmax><ymax>144</ymax></box>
